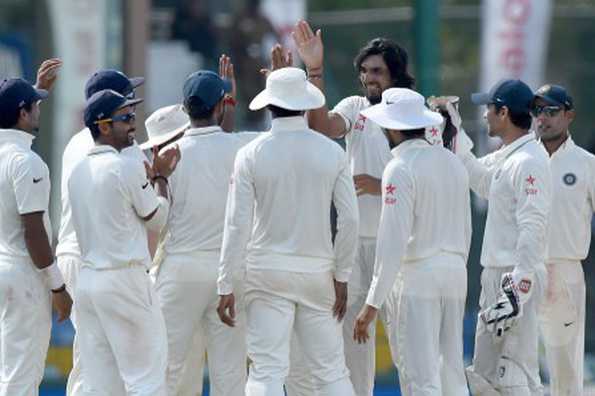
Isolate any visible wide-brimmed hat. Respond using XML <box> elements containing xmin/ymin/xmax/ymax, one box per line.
<box><xmin>249</xmin><ymin>67</ymin><xmax>325</xmax><ymax>111</ymax></box>
<box><xmin>360</xmin><ymin>88</ymin><xmax>443</xmax><ymax>130</ymax></box>
<box><xmin>140</xmin><ymin>104</ymin><xmax>189</xmax><ymax>150</ymax></box>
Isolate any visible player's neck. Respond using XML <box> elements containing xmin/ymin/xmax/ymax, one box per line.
<box><xmin>541</xmin><ymin>132</ymin><xmax>569</xmax><ymax>156</ymax></box>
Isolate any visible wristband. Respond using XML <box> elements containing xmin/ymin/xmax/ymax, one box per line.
<box><xmin>223</xmin><ymin>95</ymin><xmax>237</xmax><ymax>107</ymax></box>
<box><xmin>51</xmin><ymin>284</ymin><xmax>67</xmax><ymax>294</ymax></box>
<box><xmin>152</xmin><ymin>175</ymin><xmax>168</xmax><ymax>184</ymax></box>
<box><xmin>40</xmin><ymin>261</ymin><xmax>65</xmax><ymax>291</ymax></box>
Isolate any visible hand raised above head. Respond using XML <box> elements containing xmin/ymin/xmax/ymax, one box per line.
<box><xmin>35</xmin><ymin>58</ymin><xmax>63</xmax><ymax>91</ymax></box>
<box><xmin>259</xmin><ymin>44</ymin><xmax>293</xmax><ymax>77</ymax></box>
<box><xmin>292</xmin><ymin>20</ymin><xmax>324</xmax><ymax>72</ymax></box>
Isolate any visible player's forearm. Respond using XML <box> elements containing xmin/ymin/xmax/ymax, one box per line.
<box><xmin>24</xmin><ymin>224</ymin><xmax>54</xmax><ymax>270</ymax></box>
<box><xmin>220</xmin><ymin>103</ymin><xmax>235</xmax><ymax>132</ymax></box>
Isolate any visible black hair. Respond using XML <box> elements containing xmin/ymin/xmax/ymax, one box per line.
<box><xmin>354</xmin><ymin>38</ymin><xmax>415</xmax><ymax>89</ymax></box>
<box><xmin>89</xmin><ymin>124</ymin><xmax>102</xmax><ymax>140</ymax></box>
<box><xmin>401</xmin><ymin>127</ymin><xmax>426</xmax><ymax>138</ymax></box>
<box><xmin>495</xmin><ymin>104</ymin><xmax>532</xmax><ymax>130</ymax></box>
<box><xmin>0</xmin><ymin>101</ymin><xmax>33</xmax><ymax>129</ymax></box>
<box><xmin>267</xmin><ymin>105</ymin><xmax>304</xmax><ymax>118</ymax></box>
<box><xmin>184</xmin><ymin>96</ymin><xmax>217</xmax><ymax>121</ymax></box>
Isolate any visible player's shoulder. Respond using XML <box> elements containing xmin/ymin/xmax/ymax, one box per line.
<box><xmin>236</xmin><ymin>131</ymin><xmax>272</xmax><ymax>158</ymax></box>
<box><xmin>332</xmin><ymin>95</ymin><xmax>367</xmax><ymax>112</ymax></box>
<box><xmin>64</xmin><ymin>128</ymin><xmax>93</xmax><ymax>153</ymax></box>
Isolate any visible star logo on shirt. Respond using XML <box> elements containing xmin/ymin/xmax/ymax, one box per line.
<box><xmin>525</xmin><ymin>175</ymin><xmax>536</xmax><ymax>185</ymax></box>
<box><xmin>429</xmin><ymin>127</ymin><xmax>439</xmax><ymax>137</ymax></box>
<box><xmin>385</xmin><ymin>184</ymin><xmax>396</xmax><ymax>195</ymax></box>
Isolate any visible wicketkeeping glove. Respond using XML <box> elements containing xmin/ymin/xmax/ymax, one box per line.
<box><xmin>480</xmin><ymin>273</ymin><xmax>522</xmax><ymax>337</ymax></box>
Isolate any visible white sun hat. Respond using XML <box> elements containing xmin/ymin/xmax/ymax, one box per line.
<box><xmin>140</xmin><ymin>104</ymin><xmax>190</xmax><ymax>150</ymax></box>
<box><xmin>249</xmin><ymin>67</ymin><xmax>325</xmax><ymax>111</ymax></box>
<box><xmin>360</xmin><ymin>88</ymin><xmax>443</xmax><ymax>130</ymax></box>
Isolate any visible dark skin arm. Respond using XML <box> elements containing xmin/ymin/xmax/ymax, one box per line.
<box><xmin>22</xmin><ymin>212</ymin><xmax>72</xmax><ymax>322</ymax></box>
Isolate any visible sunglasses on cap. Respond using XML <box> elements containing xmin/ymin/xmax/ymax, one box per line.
<box><xmin>531</xmin><ymin>105</ymin><xmax>562</xmax><ymax>117</ymax></box>
<box><xmin>94</xmin><ymin>112</ymin><xmax>136</xmax><ymax>125</ymax></box>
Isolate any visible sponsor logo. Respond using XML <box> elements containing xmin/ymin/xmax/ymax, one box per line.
<box><xmin>429</xmin><ymin>127</ymin><xmax>439</xmax><ymax>137</ymax></box>
<box><xmin>563</xmin><ymin>172</ymin><xmax>576</xmax><ymax>186</ymax></box>
<box><xmin>33</xmin><ymin>177</ymin><xmax>43</xmax><ymax>184</ymax></box>
<box><xmin>518</xmin><ymin>279</ymin><xmax>532</xmax><ymax>294</ymax></box>
<box><xmin>354</xmin><ymin>114</ymin><xmax>367</xmax><ymax>131</ymax></box>
<box><xmin>564</xmin><ymin>321</ymin><xmax>574</xmax><ymax>327</ymax></box>
<box><xmin>142</xmin><ymin>182</ymin><xmax>149</xmax><ymax>189</ymax></box>
<box><xmin>385</xmin><ymin>184</ymin><xmax>396</xmax><ymax>195</ymax></box>
<box><xmin>499</xmin><ymin>366</ymin><xmax>506</xmax><ymax>378</ymax></box>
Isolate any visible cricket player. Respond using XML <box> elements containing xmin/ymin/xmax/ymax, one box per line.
<box><xmin>0</xmin><ymin>77</ymin><xmax>72</xmax><ymax>395</ymax></box>
<box><xmin>153</xmin><ymin>69</ymin><xmax>256</xmax><ymax>396</ymax></box>
<box><xmin>217</xmin><ymin>67</ymin><xmax>359</xmax><ymax>396</ymax></box>
<box><xmin>353</xmin><ymin>88</ymin><xmax>471</xmax><ymax>396</ymax></box>
<box><xmin>532</xmin><ymin>84</ymin><xmax>594</xmax><ymax>396</ymax></box>
<box><xmin>458</xmin><ymin>79</ymin><xmax>552</xmax><ymax>395</ymax></box>
<box><xmin>68</xmin><ymin>89</ymin><xmax>180</xmax><ymax>395</ymax></box>
<box><xmin>56</xmin><ymin>69</ymin><xmax>146</xmax><ymax>396</ymax></box>
<box><xmin>291</xmin><ymin>20</ymin><xmax>415</xmax><ymax>395</ymax></box>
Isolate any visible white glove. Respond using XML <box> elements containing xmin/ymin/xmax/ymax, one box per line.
<box><xmin>480</xmin><ymin>273</ymin><xmax>522</xmax><ymax>337</ymax></box>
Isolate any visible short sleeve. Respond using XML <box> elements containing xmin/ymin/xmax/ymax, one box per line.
<box><xmin>121</xmin><ymin>157</ymin><xmax>159</xmax><ymax>219</ymax></box>
<box><xmin>12</xmin><ymin>153</ymin><xmax>50</xmax><ymax>215</ymax></box>
<box><xmin>330</xmin><ymin>96</ymin><xmax>360</xmax><ymax>134</ymax></box>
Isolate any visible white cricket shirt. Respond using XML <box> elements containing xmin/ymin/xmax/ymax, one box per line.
<box><xmin>164</xmin><ymin>126</ymin><xmax>259</xmax><ymax>254</ymax></box>
<box><xmin>68</xmin><ymin>145</ymin><xmax>159</xmax><ymax>270</ymax></box>
<box><xmin>366</xmin><ymin>139</ymin><xmax>472</xmax><ymax>308</ymax></box>
<box><xmin>217</xmin><ymin>116</ymin><xmax>359</xmax><ymax>295</ymax></box>
<box><xmin>56</xmin><ymin>127</ymin><xmax>147</xmax><ymax>257</ymax></box>
<box><xmin>0</xmin><ymin>129</ymin><xmax>52</xmax><ymax>263</ymax></box>
<box><xmin>331</xmin><ymin>96</ymin><xmax>392</xmax><ymax>238</ymax></box>
<box><xmin>460</xmin><ymin>133</ymin><xmax>552</xmax><ymax>282</ymax></box>
<box><xmin>543</xmin><ymin>136</ymin><xmax>595</xmax><ymax>263</ymax></box>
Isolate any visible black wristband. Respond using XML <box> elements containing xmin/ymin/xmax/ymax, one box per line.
<box><xmin>152</xmin><ymin>175</ymin><xmax>168</xmax><ymax>184</ymax></box>
<box><xmin>51</xmin><ymin>284</ymin><xmax>67</xmax><ymax>294</ymax></box>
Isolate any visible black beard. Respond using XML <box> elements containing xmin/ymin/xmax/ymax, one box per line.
<box><xmin>367</xmin><ymin>94</ymin><xmax>382</xmax><ymax>105</ymax></box>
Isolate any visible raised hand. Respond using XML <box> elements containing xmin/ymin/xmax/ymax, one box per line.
<box><xmin>35</xmin><ymin>58</ymin><xmax>62</xmax><ymax>91</ymax></box>
<box><xmin>292</xmin><ymin>20</ymin><xmax>324</xmax><ymax>72</ymax></box>
<box><xmin>152</xmin><ymin>144</ymin><xmax>181</xmax><ymax>178</ymax></box>
<box><xmin>219</xmin><ymin>54</ymin><xmax>237</xmax><ymax>100</ymax></box>
<box><xmin>260</xmin><ymin>44</ymin><xmax>293</xmax><ymax>77</ymax></box>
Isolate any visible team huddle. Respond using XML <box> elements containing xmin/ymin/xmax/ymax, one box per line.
<box><xmin>0</xmin><ymin>19</ymin><xmax>593</xmax><ymax>396</ymax></box>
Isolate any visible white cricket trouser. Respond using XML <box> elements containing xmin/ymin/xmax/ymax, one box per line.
<box><xmin>285</xmin><ymin>332</ymin><xmax>317</xmax><ymax>396</ymax></box>
<box><xmin>76</xmin><ymin>264</ymin><xmax>168</xmax><ymax>396</ymax></box>
<box><xmin>339</xmin><ymin>237</ymin><xmax>396</xmax><ymax>396</ymax></box>
<box><xmin>0</xmin><ymin>260</ymin><xmax>52</xmax><ymax>396</ymax></box>
<box><xmin>538</xmin><ymin>260</ymin><xmax>585</xmax><ymax>396</ymax></box>
<box><xmin>154</xmin><ymin>251</ymin><xmax>246</xmax><ymax>396</ymax></box>
<box><xmin>468</xmin><ymin>266</ymin><xmax>545</xmax><ymax>396</ymax></box>
<box><xmin>177</xmin><ymin>332</ymin><xmax>206</xmax><ymax>396</ymax></box>
<box><xmin>392</xmin><ymin>254</ymin><xmax>468</xmax><ymax>396</ymax></box>
<box><xmin>57</xmin><ymin>254</ymin><xmax>83</xmax><ymax>396</ymax></box>
<box><xmin>244</xmin><ymin>268</ymin><xmax>355</xmax><ymax>396</ymax></box>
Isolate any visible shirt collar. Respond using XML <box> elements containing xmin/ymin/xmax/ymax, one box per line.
<box><xmin>546</xmin><ymin>133</ymin><xmax>575</xmax><ymax>157</ymax></box>
<box><xmin>0</xmin><ymin>128</ymin><xmax>36</xmax><ymax>149</ymax></box>
<box><xmin>185</xmin><ymin>125</ymin><xmax>223</xmax><ymax>137</ymax></box>
<box><xmin>88</xmin><ymin>144</ymin><xmax>118</xmax><ymax>156</ymax></box>
<box><xmin>270</xmin><ymin>116</ymin><xmax>308</xmax><ymax>132</ymax></box>
<box><xmin>390</xmin><ymin>138</ymin><xmax>429</xmax><ymax>157</ymax></box>
<box><xmin>497</xmin><ymin>133</ymin><xmax>534</xmax><ymax>159</ymax></box>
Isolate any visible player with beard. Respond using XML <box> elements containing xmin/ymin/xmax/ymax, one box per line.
<box><xmin>532</xmin><ymin>85</ymin><xmax>595</xmax><ymax>396</ymax></box>
<box><xmin>289</xmin><ymin>20</ymin><xmax>415</xmax><ymax>396</ymax></box>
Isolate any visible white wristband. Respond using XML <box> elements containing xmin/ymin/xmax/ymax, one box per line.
<box><xmin>40</xmin><ymin>261</ymin><xmax>65</xmax><ymax>291</ymax></box>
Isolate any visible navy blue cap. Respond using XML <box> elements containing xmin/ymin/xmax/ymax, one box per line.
<box><xmin>0</xmin><ymin>78</ymin><xmax>48</xmax><ymax>113</ymax></box>
<box><xmin>183</xmin><ymin>70</ymin><xmax>231</xmax><ymax>110</ymax></box>
<box><xmin>84</xmin><ymin>89</ymin><xmax>143</xmax><ymax>129</ymax></box>
<box><xmin>85</xmin><ymin>69</ymin><xmax>144</xmax><ymax>99</ymax></box>
<box><xmin>534</xmin><ymin>84</ymin><xmax>573</xmax><ymax>109</ymax></box>
<box><xmin>471</xmin><ymin>79</ymin><xmax>533</xmax><ymax>114</ymax></box>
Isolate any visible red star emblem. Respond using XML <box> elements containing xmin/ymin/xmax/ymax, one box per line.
<box><xmin>526</xmin><ymin>175</ymin><xmax>536</xmax><ymax>185</ymax></box>
<box><xmin>430</xmin><ymin>127</ymin><xmax>439</xmax><ymax>137</ymax></box>
<box><xmin>385</xmin><ymin>184</ymin><xmax>396</xmax><ymax>195</ymax></box>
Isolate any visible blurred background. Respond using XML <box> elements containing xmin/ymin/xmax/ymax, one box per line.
<box><xmin>1</xmin><ymin>0</ymin><xmax>595</xmax><ymax>394</ymax></box>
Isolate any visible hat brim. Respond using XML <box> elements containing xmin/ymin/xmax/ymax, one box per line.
<box><xmin>471</xmin><ymin>92</ymin><xmax>491</xmax><ymax>106</ymax></box>
<box><xmin>139</xmin><ymin>121</ymin><xmax>190</xmax><ymax>150</ymax></box>
<box><xmin>249</xmin><ymin>81</ymin><xmax>325</xmax><ymax>111</ymax></box>
<box><xmin>360</xmin><ymin>104</ymin><xmax>443</xmax><ymax>130</ymax></box>
<box><xmin>533</xmin><ymin>94</ymin><xmax>563</xmax><ymax>107</ymax></box>
<box><xmin>129</xmin><ymin>77</ymin><xmax>145</xmax><ymax>89</ymax></box>
<box><xmin>117</xmin><ymin>97</ymin><xmax>144</xmax><ymax>110</ymax></box>
<box><xmin>34</xmin><ymin>88</ymin><xmax>49</xmax><ymax>100</ymax></box>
